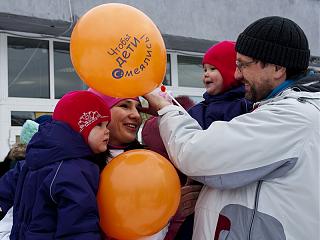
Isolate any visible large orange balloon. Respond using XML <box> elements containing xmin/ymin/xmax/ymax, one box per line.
<box><xmin>97</xmin><ymin>150</ymin><xmax>181</xmax><ymax>240</ymax></box>
<box><xmin>70</xmin><ymin>3</ymin><xmax>167</xmax><ymax>98</ymax></box>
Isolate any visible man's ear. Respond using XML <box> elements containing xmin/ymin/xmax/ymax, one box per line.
<box><xmin>274</xmin><ymin>65</ymin><xmax>286</xmax><ymax>79</ymax></box>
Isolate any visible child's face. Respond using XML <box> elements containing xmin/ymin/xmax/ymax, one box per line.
<box><xmin>202</xmin><ymin>64</ymin><xmax>224</xmax><ymax>95</ymax></box>
<box><xmin>88</xmin><ymin>121</ymin><xmax>110</xmax><ymax>154</ymax></box>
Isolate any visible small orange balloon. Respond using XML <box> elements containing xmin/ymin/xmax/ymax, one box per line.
<box><xmin>97</xmin><ymin>150</ymin><xmax>181</xmax><ymax>240</ymax></box>
<box><xmin>70</xmin><ymin>3</ymin><xmax>167</xmax><ymax>97</ymax></box>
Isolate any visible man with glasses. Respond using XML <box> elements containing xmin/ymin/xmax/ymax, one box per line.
<box><xmin>143</xmin><ymin>16</ymin><xmax>320</xmax><ymax>240</ymax></box>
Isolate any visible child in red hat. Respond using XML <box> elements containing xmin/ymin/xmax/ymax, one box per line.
<box><xmin>0</xmin><ymin>90</ymin><xmax>111</xmax><ymax>240</ymax></box>
<box><xmin>188</xmin><ymin>40</ymin><xmax>253</xmax><ymax>129</ymax></box>
<box><xmin>171</xmin><ymin>41</ymin><xmax>253</xmax><ymax>240</ymax></box>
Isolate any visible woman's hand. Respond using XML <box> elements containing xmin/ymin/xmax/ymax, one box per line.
<box><xmin>164</xmin><ymin>184</ymin><xmax>202</xmax><ymax>240</ymax></box>
<box><xmin>175</xmin><ymin>184</ymin><xmax>202</xmax><ymax>220</ymax></box>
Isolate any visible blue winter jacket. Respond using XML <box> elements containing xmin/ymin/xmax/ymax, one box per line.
<box><xmin>188</xmin><ymin>85</ymin><xmax>252</xmax><ymax>129</ymax></box>
<box><xmin>168</xmin><ymin>86</ymin><xmax>253</xmax><ymax>240</ymax></box>
<box><xmin>0</xmin><ymin>120</ymin><xmax>101</xmax><ymax>240</ymax></box>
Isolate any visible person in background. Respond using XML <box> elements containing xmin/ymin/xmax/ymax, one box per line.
<box><xmin>0</xmin><ymin>90</ymin><xmax>111</xmax><ymax>240</ymax></box>
<box><xmin>0</xmin><ymin>119</ymin><xmax>42</xmax><ymax>240</ymax></box>
<box><xmin>0</xmin><ymin>116</ymin><xmax>51</xmax><ymax>178</ymax></box>
<box><xmin>142</xmin><ymin>16</ymin><xmax>319</xmax><ymax>239</ymax></box>
<box><xmin>0</xmin><ymin>144</ymin><xmax>26</xmax><ymax>179</ymax></box>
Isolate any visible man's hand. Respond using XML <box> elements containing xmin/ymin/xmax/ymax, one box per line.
<box><xmin>140</xmin><ymin>91</ymin><xmax>172</xmax><ymax>116</ymax></box>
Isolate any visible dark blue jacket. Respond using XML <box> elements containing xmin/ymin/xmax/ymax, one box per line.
<box><xmin>175</xmin><ymin>86</ymin><xmax>252</xmax><ymax>240</ymax></box>
<box><xmin>0</xmin><ymin>120</ymin><xmax>101</xmax><ymax>240</ymax></box>
<box><xmin>188</xmin><ymin>85</ymin><xmax>252</xmax><ymax>129</ymax></box>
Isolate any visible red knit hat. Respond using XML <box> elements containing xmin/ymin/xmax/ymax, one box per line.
<box><xmin>53</xmin><ymin>90</ymin><xmax>111</xmax><ymax>143</ymax></box>
<box><xmin>88</xmin><ymin>88</ymin><xmax>140</xmax><ymax>108</ymax></box>
<box><xmin>202</xmin><ymin>41</ymin><xmax>239</xmax><ymax>92</ymax></box>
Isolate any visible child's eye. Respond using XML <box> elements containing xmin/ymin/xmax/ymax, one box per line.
<box><xmin>204</xmin><ymin>67</ymin><xmax>216</xmax><ymax>72</ymax></box>
<box><xmin>96</xmin><ymin>122</ymin><xmax>102</xmax><ymax>127</ymax></box>
<box><xmin>119</xmin><ymin>104</ymin><xmax>129</xmax><ymax>109</ymax></box>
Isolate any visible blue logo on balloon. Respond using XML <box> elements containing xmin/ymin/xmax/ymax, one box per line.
<box><xmin>112</xmin><ymin>68</ymin><xmax>124</xmax><ymax>79</ymax></box>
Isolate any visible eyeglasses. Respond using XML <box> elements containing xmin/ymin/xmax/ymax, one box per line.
<box><xmin>235</xmin><ymin>60</ymin><xmax>258</xmax><ymax>72</ymax></box>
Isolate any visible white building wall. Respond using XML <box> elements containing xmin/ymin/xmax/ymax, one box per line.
<box><xmin>0</xmin><ymin>0</ymin><xmax>319</xmax><ymax>55</ymax></box>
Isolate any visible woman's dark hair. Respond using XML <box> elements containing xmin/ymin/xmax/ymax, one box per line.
<box><xmin>89</xmin><ymin>150</ymin><xmax>111</xmax><ymax>172</ymax></box>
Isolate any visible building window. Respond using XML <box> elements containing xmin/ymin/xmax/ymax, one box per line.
<box><xmin>11</xmin><ymin>111</ymin><xmax>35</xmax><ymax>126</ymax></box>
<box><xmin>5</xmin><ymin>35</ymin><xmax>206</xmax><ymax>102</ymax></box>
<box><xmin>54</xmin><ymin>41</ymin><xmax>86</xmax><ymax>99</ymax></box>
<box><xmin>8</xmin><ymin>37</ymin><xmax>50</xmax><ymax>98</ymax></box>
<box><xmin>177</xmin><ymin>55</ymin><xmax>202</xmax><ymax>88</ymax></box>
<box><xmin>163</xmin><ymin>54</ymin><xmax>171</xmax><ymax>86</ymax></box>
<box><xmin>11</xmin><ymin>111</ymin><xmax>52</xmax><ymax>126</ymax></box>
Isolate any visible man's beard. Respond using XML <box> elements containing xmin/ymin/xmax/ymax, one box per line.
<box><xmin>244</xmin><ymin>81</ymin><xmax>258</xmax><ymax>102</ymax></box>
<box><xmin>245</xmin><ymin>81</ymin><xmax>273</xmax><ymax>102</ymax></box>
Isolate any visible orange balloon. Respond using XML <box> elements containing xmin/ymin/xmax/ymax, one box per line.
<box><xmin>70</xmin><ymin>3</ymin><xmax>167</xmax><ymax>98</ymax></box>
<box><xmin>97</xmin><ymin>150</ymin><xmax>181</xmax><ymax>240</ymax></box>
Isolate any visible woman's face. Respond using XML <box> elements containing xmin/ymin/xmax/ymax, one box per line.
<box><xmin>108</xmin><ymin>99</ymin><xmax>142</xmax><ymax>146</ymax></box>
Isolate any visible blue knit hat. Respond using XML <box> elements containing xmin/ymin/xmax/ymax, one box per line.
<box><xmin>20</xmin><ymin>120</ymin><xmax>39</xmax><ymax>144</ymax></box>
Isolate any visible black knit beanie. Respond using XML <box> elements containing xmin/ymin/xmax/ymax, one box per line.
<box><xmin>236</xmin><ymin>16</ymin><xmax>310</xmax><ymax>69</ymax></box>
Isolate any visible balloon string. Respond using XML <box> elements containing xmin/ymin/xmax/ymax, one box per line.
<box><xmin>161</xmin><ymin>85</ymin><xmax>191</xmax><ymax>116</ymax></box>
<box><xmin>167</xmin><ymin>92</ymin><xmax>183</xmax><ymax>108</ymax></box>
